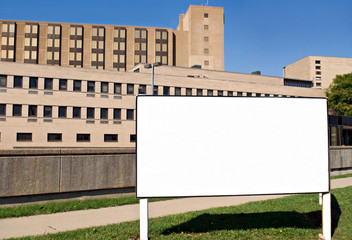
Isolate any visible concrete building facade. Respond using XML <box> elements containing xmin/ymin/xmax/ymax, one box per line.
<box><xmin>284</xmin><ymin>56</ymin><xmax>352</xmax><ymax>89</ymax></box>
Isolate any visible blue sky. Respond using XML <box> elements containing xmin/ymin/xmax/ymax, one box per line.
<box><xmin>1</xmin><ymin>0</ymin><xmax>352</xmax><ymax>77</ymax></box>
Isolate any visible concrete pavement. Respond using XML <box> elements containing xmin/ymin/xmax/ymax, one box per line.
<box><xmin>1</xmin><ymin>177</ymin><xmax>351</xmax><ymax>239</ymax></box>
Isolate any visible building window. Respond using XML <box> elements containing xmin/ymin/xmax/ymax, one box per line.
<box><xmin>113</xmin><ymin>108</ymin><xmax>121</xmax><ymax>120</ymax></box>
<box><xmin>175</xmin><ymin>87</ymin><xmax>181</xmax><ymax>96</ymax></box>
<box><xmin>69</xmin><ymin>25</ymin><xmax>83</xmax><ymax>68</ymax></box>
<box><xmin>100</xmin><ymin>108</ymin><xmax>108</xmax><ymax>119</ymax></box>
<box><xmin>316</xmin><ymin>77</ymin><xmax>321</xmax><ymax>81</ymax></box>
<box><xmin>47</xmin><ymin>24</ymin><xmax>61</xmax><ymax>65</ymax></box>
<box><xmin>204</xmin><ymin>13</ymin><xmax>209</xmax><ymax>18</ymax></box>
<box><xmin>256</xmin><ymin>93</ymin><xmax>261</xmax><ymax>97</ymax></box>
<box><xmin>204</xmin><ymin>36</ymin><xmax>209</xmax><ymax>42</ymax></box>
<box><xmin>104</xmin><ymin>134</ymin><xmax>118</xmax><ymax>142</ymax></box>
<box><xmin>316</xmin><ymin>82</ymin><xmax>322</xmax><ymax>87</ymax></box>
<box><xmin>114</xmin><ymin>83</ymin><xmax>121</xmax><ymax>94</ymax></box>
<box><xmin>207</xmin><ymin>89</ymin><xmax>213</xmax><ymax>96</ymax></box>
<box><xmin>197</xmin><ymin>89</ymin><xmax>203</xmax><ymax>96</ymax></box>
<box><xmin>73</xmin><ymin>107</ymin><xmax>81</xmax><ymax>118</ymax></box>
<box><xmin>163</xmin><ymin>86</ymin><xmax>170</xmax><ymax>96</ymax></box>
<box><xmin>237</xmin><ymin>92</ymin><xmax>243</xmax><ymax>96</ymax></box>
<box><xmin>28</xmin><ymin>105</ymin><xmax>37</xmax><ymax>117</ymax></box>
<box><xmin>0</xmin><ymin>75</ymin><xmax>7</xmax><ymax>87</ymax></box>
<box><xmin>153</xmin><ymin>86</ymin><xmax>158</xmax><ymax>95</ymax></box>
<box><xmin>218</xmin><ymin>90</ymin><xmax>223</xmax><ymax>96</ymax></box>
<box><xmin>43</xmin><ymin>106</ymin><xmax>52</xmax><ymax>118</ymax></box>
<box><xmin>17</xmin><ymin>133</ymin><xmax>32</xmax><ymax>142</ymax></box>
<box><xmin>73</xmin><ymin>80</ymin><xmax>81</xmax><ymax>91</ymax></box>
<box><xmin>59</xmin><ymin>79</ymin><xmax>67</xmax><ymax>91</ymax></box>
<box><xmin>126</xmin><ymin>109</ymin><xmax>134</xmax><ymax>120</ymax></box>
<box><xmin>77</xmin><ymin>134</ymin><xmax>90</xmax><ymax>142</ymax></box>
<box><xmin>315</xmin><ymin>60</ymin><xmax>321</xmax><ymax>64</ymax></box>
<box><xmin>130</xmin><ymin>134</ymin><xmax>136</xmax><ymax>142</ymax></box>
<box><xmin>87</xmin><ymin>81</ymin><xmax>95</xmax><ymax>92</ymax></box>
<box><xmin>155</xmin><ymin>29</ymin><xmax>168</xmax><ymax>65</ymax></box>
<box><xmin>204</xmin><ymin>48</ymin><xmax>209</xmax><ymax>54</ymax></box>
<box><xmin>29</xmin><ymin>77</ymin><xmax>38</xmax><ymax>89</ymax></box>
<box><xmin>48</xmin><ymin>133</ymin><xmax>62</xmax><ymax>142</ymax></box>
<box><xmin>44</xmin><ymin>78</ymin><xmax>53</xmax><ymax>90</ymax></box>
<box><xmin>228</xmin><ymin>91</ymin><xmax>233</xmax><ymax>96</ymax></box>
<box><xmin>247</xmin><ymin>92</ymin><xmax>252</xmax><ymax>97</ymax></box>
<box><xmin>316</xmin><ymin>71</ymin><xmax>321</xmax><ymax>75</ymax></box>
<box><xmin>127</xmin><ymin>84</ymin><xmax>134</xmax><ymax>95</ymax></box>
<box><xmin>87</xmin><ymin>107</ymin><xmax>95</xmax><ymax>119</ymax></box>
<box><xmin>0</xmin><ymin>104</ymin><xmax>6</xmax><ymax>116</ymax></box>
<box><xmin>134</xmin><ymin>28</ymin><xmax>147</xmax><ymax>65</ymax></box>
<box><xmin>58</xmin><ymin>106</ymin><xmax>67</xmax><ymax>118</ymax></box>
<box><xmin>204</xmin><ymin>25</ymin><xmax>209</xmax><ymax>30</ymax></box>
<box><xmin>14</xmin><ymin>76</ymin><xmax>22</xmax><ymax>88</ymax></box>
<box><xmin>316</xmin><ymin>66</ymin><xmax>321</xmax><ymax>70</ymax></box>
<box><xmin>204</xmin><ymin>60</ymin><xmax>209</xmax><ymax>66</ymax></box>
<box><xmin>101</xmin><ymin>82</ymin><xmax>108</xmax><ymax>93</ymax></box>
<box><xmin>1</xmin><ymin>22</ymin><xmax>16</xmax><ymax>62</ymax></box>
<box><xmin>138</xmin><ymin>84</ymin><xmax>146</xmax><ymax>94</ymax></box>
<box><xmin>91</xmin><ymin>26</ymin><xmax>105</xmax><ymax>69</ymax></box>
<box><xmin>113</xmin><ymin>27</ymin><xmax>126</xmax><ymax>71</ymax></box>
<box><xmin>24</xmin><ymin>23</ymin><xmax>39</xmax><ymax>64</ymax></box>
<box><xmin>13</xmin><ymin>104</ymin><xmax>22</xmax><ymax>116</ymax></box>
<box><xmin>186</xmin><ymin>88</ymin><xmax>192</xmax><ymax>96</ymax></box>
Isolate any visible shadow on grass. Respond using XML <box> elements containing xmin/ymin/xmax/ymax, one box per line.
<box><xmin>163</xmin><ymin>194</ymin><xmax>341</xmax><ymax>236</ymax></box>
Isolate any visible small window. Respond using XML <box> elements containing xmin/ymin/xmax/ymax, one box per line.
<box><xmin>256</xmin><ymin>93</ymin><xmax>261</xmax><ymax>97</ymax></box>
<box><xmin>204</xmin><ymin>60</ymin><xmax>209</xmax><ymax>66</ymax></box>
<box><xmin>228</xmin><ymin>91</ymin><xmax>233</xmax><ymax>96</ymax></box>
<box><xmin>44</xmin><ymin>78</ymin><xmax>53</xmax><ymax>90</ymax></box>
<box><xmin>153</xmin><ymin>86</ymin><xmax>158</xmax><ymax>95</ymax></box>
<box><xmin>247</xmin><ymin>92</ymin><xmax>252</xmax><ymax>97</ymax></box>
<box><xmin>163</xmin><ymin>86</ymin><xmax>170</xmax><ymax>96</ymax></box>
<box><xmin>28</xmin><ymin>105</ymin><xmax>37</xmax><ymax>117</ymax></box>
<box><xmin>175</xmin><ymin>87</ymin><xmax>181</xmax><ymax>96</ymax></box>
<box><xmin>113</xmin><ymin>108</ymin><xmax>121</xmax><ymax>120</ymax></box>
<box><xmin>218</xmin><ymin>90</ymin><xmax>223</xmax><ymax>96</ymax></box>
<box><xmin>186</xmin><ymin>88</ymin><xmax>192</xmax><ymax>96</ymax></box>
<box><xmin>0</xmin><ymin>75</ymin><xmax>7</xmax><ymax>87</ymax></box>
<box><xmin>316</xmin><ymin>77</ymin><xmax>321</xmax><ymax>81</ymax></box>
<box><xmin>104</xmin><ymin>134</ymin><xmax>118</xmax><ymax>142</ymax></box>
<box><xmin>265</xmin><ymin>94</ymin><xmax>270</xmax><ymax>97</ymax></box>
<box><xmin>197</xmin><ymin>89</ymin><xmax>203</xmax><ymax>96</ymax></box>
<box><xmin>316</xmin><ymin>82</ymin><xmax>322</xmax><ymax>87</ymax></box>
<box><xmin>114</xmin><ymin>83</ymin><xmax>121</xmax><ymax>94</ymax></box>
<box><xmin>139</xmin><ymin>85</ymin><xmax>146</xmax><ymax>94</ymax></box>
<box><xmin>73</xmin><ymin>107</ymin><xmax>81</xmax><ymax>118</ymax></box>
<box><xmin>43</xmin><ymin>106</ymin><xmax>52</xmax><ymax>118</ymax></box>
<box><xmin>316</xmin><ymin>66</ymin><xmax>321</xmax><ymax>70</ymax></box>
<box><xmin>59</xmin><ymin>79</ymin><xmax>67</xmax><ymax>91</ymax></box>
<box><xmin>87</xmin><ymin>81</ymin><xmax>95</xmax><ymax>92</ymax></box>
<box><xmin>130</xmin><ymin>134</ymin><xmax>136</xmax><ymax>142</ymax></box>
<box><xmin>48</xmin><ymin>133</ymin><xmax>62</xmax><ymax>142</ymax></box>
<box><xmin>17</xmin><ymin>133</ymin><xmax>32</xmax><ymax>142</ymax></box>
<box><xmin>126</xmin><ymin>109</ymin><xmax>134</xmax><ymax>120</ymax></box>
<box><xmin>13</xmin><ymin>104</ymin><xmax>22</xmax><ymax>116</ymax></box>
<box><xmin>0</xmin><ymin>104</ymin><xmax>6</xmax><ymax>116</ymax></box>
<box><xmin>204</xmin><ymin>25</ymin><xmax>209</xmax><ymax>30</ymax></box>
<box><xmin>127</xmin><ymin>84</ymin><xmax>134</xmax><ymax>95</ymax></box>
<box><xmin>315</xmin><ymin>60</ymin><xmax>321</xmax><ymax>64</ymax></box>
<box><xmin>29</xmin><ymin>77</ymin><xmax>38</xmax><ymax>89</ymax></box>
<box><xmin>204</xmin><ymin>13</ymin><xmax>209</xmax><ymax>18</ymax></box>
<box><xmin>14</xmin><ymin>76</ymin><xmax>23</xmax><ymax>88</ymax></box>
<box><xmin>100</xmin><ymin>108</ymin><xmax>108</xmax><ymax>119</ymax></box>
<box><xmin>101</xmin><ymin>82</ymin><xmax>109</xmax><ymax>93</ymax></box>
<box><xmin>237</xmin><ymin>92</ymin><xmax>243</xmax><ymax>96</ymax></box>
<box><xmin>316</xmin><ymin>71</ymin><xmax>321</xmax><ymax>75</ymax></box>
<box><xmin>207</xmin><ymin>90</ymin><xmax>213</xmax><ymax>96</ymax></box>
<box><xmin>204</xmin><ymin>36</ymin><xmax>209</xmax><ymax>42</ymax></box>
<box><xmin>77</xmin><ymin>134</ymin><xmax>90</xmax><ymax>142</ymax></box>
<box><xmin>73</xmin><ymin>80</ymin><xmax>81</xmax><ymax>91</ymax></box>
<box><xmin>204</xmin><ymin>48</ymin><xmax>209</xmax><ymax>54</ymax></box>
<box><xmin>58</xmin><ymin>106</ymin><xmax>67</xmax><ymax>118</ymax></box>
<box><xmin>87</xmin><ymin>107</ymin><xmax>95</xmax><ymax>119</ymax></box>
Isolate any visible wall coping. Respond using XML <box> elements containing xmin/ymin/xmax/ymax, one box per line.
<box><xmin>0</xmin><ymin>148</ymin><xmax>136</xmax><ymax>156</ymax></box>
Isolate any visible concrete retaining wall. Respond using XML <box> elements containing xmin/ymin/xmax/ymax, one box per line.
<box><xmin>0</xmin><ymin>147</ymin><xmax>351</xmax><ymax>198</ymax></box>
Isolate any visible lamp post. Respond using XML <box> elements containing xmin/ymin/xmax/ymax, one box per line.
<box><xmin>144</xmin><ymin>62</ymin><xmax>162</xmax><ymax>95</ymax></box>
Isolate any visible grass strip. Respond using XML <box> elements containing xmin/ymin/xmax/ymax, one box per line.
<box><xmin>13</xmin><ymin>186</ymin><xmax>352</xmax><ymax>240</ymax></box>
<box><xmin>331</xmin><ymin>173</ymin><xmax>352</xmax><ymax>179</ymax></box>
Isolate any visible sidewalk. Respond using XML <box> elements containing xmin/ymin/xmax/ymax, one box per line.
<box><xmin>1</xmin><ymin>177</ymin><xmax>351</xmax><ymax>239</ymax></box>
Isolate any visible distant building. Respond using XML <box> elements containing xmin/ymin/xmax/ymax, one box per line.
<box><xmin>284</xmin><ymin>56</ymin><xmax>352</xmax><ymax>89</ymax></box>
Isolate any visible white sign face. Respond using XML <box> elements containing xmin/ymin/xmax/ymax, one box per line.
<box><xmin>136</xmin><ymin>96</ymin><xmax>329</xmax><ymax>198</ymax></box>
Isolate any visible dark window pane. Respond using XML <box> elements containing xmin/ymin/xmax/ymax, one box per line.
<box><xmin>218</xmin><ymin>90</ymin><xmax>223</xmax><ymax>96</ymax></box>
<box><xmin>247</xmin><ymin>92</ymin><xmax>252</xmax><ymax>97</ymax></box>
<box><xmin>44</xmin><ymin>106</ymin><xmax>52</xmax><ymax>117</ymax></box>
<box><xmin>13</xmin><ymin>104</ymin><xmax>22</xmax><ymax>116</ymax></box>
<box><xmin>59</xmin><ymin>79</ymin><xmax>67</xmax><ymax>91</ymax></box>
<box><xmin>175</xmin><ymin>87</ymin><xmax>181</xmax><ymax>96</ymax></box>
<box><xmin>228</xmin><ymin>91</ymin><xmax>233</xmax><ymax>96</ymax></box>
<box><xmin>197</xmin><ymin>89</ymin><xmax>203</xmax><ymax>96</ymax></box>
<box><xmin>114</xmin><ymin>83</ymin><xmax>121</xmax><ymax>94</ymax></box>
<box><xmin>153</xmin><ymin>86</ymin><xmax>158</xmax><ymax>95</ymax></box>
<box><xmin>130</xmin><ymin>134</ymin><xmax>136</xmax><ymax>142</ymax></box>
<box><xmin>127</xmin><ymin>109</ymin><xmax>134</xmax><ymax>120</ymax></box>
<box><xmin>127</xmin><ymin>84</ymin><xmax>134</xmax><ymax>95</ymax></box>
<box><xmin>14</xmin><ymin>76</ymin><xmax>23</xmax><ymax>88</ymax></box>
<box><xmin>48</xmin><ymin>133</ymin><xmax>62</xmax><ymax>142</ymax></box>
<box><xmin>87</xmin><ymin>107</ymin><xmax>95</xmax><ymax>119</ymax></box>
<box><xmin>28</xmin><ymin>105</ymin><xmax>37</xmax><ymax>117</ymax></box>
<box><xmin>58</xmin><ymin>106</ymin><xmax>67</xmax><ymax>118</ymax></box>
<box><xmin>237</xmin><ymin>92</ymin><xmax>243</xmax><ymax>96</ymax></box>
<box><xmin>163</xmin><ymin>86</ymin><xmax>170</xmax><ymax>96</ymax></box>
<box><xmin>207</xmin><ymin>90</ymin><xmax>213</xmax><ymax>96</ymax></box>
<box><xmin>17</xmin><ymin>133</ymin><xmax>32</xmax><ymax>141</ymax></box>
<box><xmin>186</xmin><ymin>88</ymin><xmax>192</xmax><ymax>96</ymax></box>
<box><xmin>100</xmin><ymin>108</ymin><xmax>108</xmax><ymax>119</ymax></box>
<box><xmin>113</xmin><ymin>108</ymin><xmax>121</xmax><ymax>120</ymax></box>
<box><xmin>0</xmin><ymin>75</ymin><xmax>7</xmax><ymax>87</ymax></box>
<box><xmin>87</xmin><ymin>81</ymin><xmax>95</xmax><ymax>92</ymax></box>
<box><xmin>77</xmin><ymin>134</ymin><xmax>90</xmax><ymax>142</ymax></box>
<box><xmin>104</xmin><ymin>134</ymin><xmax>118</xmax><ymax>142</ymax></box>
<box><xmin>29</xmin><ymin>77</ymin><xmax>38</xmax><ymax>89</ymax></box>
<box><xmin>138</xmin><ymin>84</ymin><xmax>146</xmax><ymax>94</ymax></box>
<box><xmin>73</xmin><ymin>80</ymin><xmax>81</xmax><ymax>91</ymax></box>
<box><xmin>0</xmin><ymin>104</ymin><xmax>6</xmax><ymax>116</ymax></box>
<box><xmin>73</xmin><ymin>107</ymin><xmax>81</xmax><ymax>118</ymax></box>
<box><xmin>44</xmin><ymin>78</ymin><xmax>53</xmax><ymax>90</ymax></box>
<box><xmin>101</xmin><ymin>82</ymin><xmax>108</xmax><ymax>93</ymax></box>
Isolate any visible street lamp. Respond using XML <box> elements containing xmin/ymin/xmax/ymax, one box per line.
<box><xmin>144</xmin><ymin>62</ymin><xmax>162</xmax><ymax>95</ymax></box>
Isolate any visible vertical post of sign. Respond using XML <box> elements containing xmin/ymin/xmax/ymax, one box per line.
<box><xmin>140</xmin><ymin>198</ymin><xmax>149</xmax><ymax>240</ymax></box>
<box><xmin>322</xmin><ymin>192</ymin><xmax>331</xmax><ymax>240</ymax></box>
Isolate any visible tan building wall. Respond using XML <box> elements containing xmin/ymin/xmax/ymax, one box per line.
<box><xmin>284</xmin><ymin>56</ymin><xmax>352</xmax><ymax>89</ymax></box>
<box><xmin>0</xmin><ymin>61</ymin><xmax>324</xmax><ymax>150</ymax></box>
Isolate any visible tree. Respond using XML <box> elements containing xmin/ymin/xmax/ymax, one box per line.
<box><xmin>326</xmin><ymin>72</ymin><xmax>352</xmax><ymax>116</ymax></box>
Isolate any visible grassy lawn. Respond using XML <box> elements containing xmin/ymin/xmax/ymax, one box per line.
<box><xmin>13</xmin><ymin>186</ymin><xmax>352</xmax><ymax>240</ymax></box>
<box><xmin>331</xmin><ymin>173</ymin><xmax>352</xmax><ymax>179</ymax></box>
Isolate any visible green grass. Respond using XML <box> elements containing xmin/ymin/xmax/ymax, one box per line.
<box><xmin>12</xmin><ymin>186</ymin><xmax>352</xmax><ymax>240</ymax></box>
<box><xmin>331</xmin><ymin>173</ymin><xmax>352</xmax><ymax>179</ymax></box>
<box><xmin>0</xmin><ymin>195</ymin><xmax>173</xmax><ymax>219</ymax></box>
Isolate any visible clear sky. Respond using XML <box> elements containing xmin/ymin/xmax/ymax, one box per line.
<box><xmin>1</xmin><ymin>0</ymin><xmax>352</xmax><ymax>77</ymax></box>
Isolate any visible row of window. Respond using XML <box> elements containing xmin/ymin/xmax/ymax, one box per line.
<box><xmin>15</xmin><ymin>132</ymin><xmax>136</xmax><ymax>143</ymax></box>
<box><xmin>0</xmin><ymin>104</ymin><xmax>134</xmax><ymax>120</ymax></box>
<box><xmin>315</xmin><ymin>60</ymin><xmax>322</xmax><ymax>87</ymax></box>
<box><xmin>1</xmin><ymin>22</ymin><xmax>169</xmax><ymax>70</ymax></box>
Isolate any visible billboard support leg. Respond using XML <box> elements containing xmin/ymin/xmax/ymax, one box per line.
<box><xmin>322</xmin><ymin>192</ymin><xmax>331</xmax><ymax>240</ymax></box>
<box><xmin>140</xmin><ymin>198</ymin><xmax>149</xmax><ymax>240</ymax></box>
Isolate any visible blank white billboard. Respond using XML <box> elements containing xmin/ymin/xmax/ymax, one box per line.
<box><xmin>136</xmin><ymin>96</ymin><xmax>329</xmax><ymax>198</ymax></box>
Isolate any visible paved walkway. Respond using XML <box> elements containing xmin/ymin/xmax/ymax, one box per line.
<box><xmin>1</xmin><ymin>177</ymin><xmax>351</xmax><ymax>239</ymax></box>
